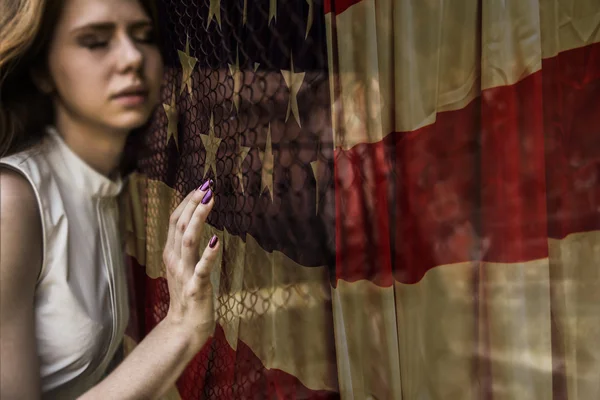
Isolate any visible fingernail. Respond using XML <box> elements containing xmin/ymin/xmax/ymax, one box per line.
<box><xmin>201</xmin><ymin>189</ymin><xmax>213</xmax><ymax>204</ymax></box>
<box><xmin>209</xmin><ymin>235</ymin><xmax>218</xmax><ymax>248</ymax></box>
<box><xmin>198</xmin><ymin>179</ymin><xmax>213</xmax><ymax>191</ymax></box>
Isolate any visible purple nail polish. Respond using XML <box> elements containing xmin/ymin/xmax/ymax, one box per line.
<box><xmin>198</xmin><ymin>179</ymin><xmax>212</xmax><ymax>191</ymax></box>
<box><xmin>209</xmin><ymin>235</ymin><xmax>218</xmax><ymax>248</ymax></box>
<box><xmin>201</xmin><ymin>189</ymin><xmax>213</xmax><ymax>204</ymax></box>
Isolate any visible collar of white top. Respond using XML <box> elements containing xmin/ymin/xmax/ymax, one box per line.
<box><xmin>45</xmin><ymin>126</ymin><xmax>124</xmax><ymax>198</ymax></box>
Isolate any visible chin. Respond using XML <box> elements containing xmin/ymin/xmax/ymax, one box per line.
<box><xmin>111</xmin><ymin>110</ymin><xmax>154</xmax><ymax>131</ymax></box>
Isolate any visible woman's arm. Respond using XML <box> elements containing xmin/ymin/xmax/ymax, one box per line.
<box><xmin>79</xmin><ymin>314</ymin><xmax>208</xmax><ymax>400</ymax></box>
<box><xmin>1</xmin><ymin>170</ymin><xmax>218</xmax><ymax>400</ymax></box>
<box><xmin>81</xmin><ymin>185</ymin><xmax>219</xmax><ymax>400</ymax></box>
<box><xmin>0</xmin><ymin>169</ymin><xmax>43</xmax><ymax>399</ymax></box>
<box><xmin>82</xmin><ymin>185</ymin><xmax>218</xmax><ymax>399</ymax></box>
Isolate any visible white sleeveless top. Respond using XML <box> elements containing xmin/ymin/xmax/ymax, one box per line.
<box><xmin>0</xmin><ymin>127</ymin><xmax>130</xmax><ymax>399</ymax></box>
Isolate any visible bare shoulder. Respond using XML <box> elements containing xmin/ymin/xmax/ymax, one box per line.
<box><xmin>0</xmin><ymin>167</ymin><xmax>39</xmax><ymax>208</ymax></box>
<box><xmin>0</xmin><ymin>167</ymin><xmax>43</xmax><ymax>398</ymax></box>
<box><xmin>0</xmin><ymin>167</ymin><xmax>43</xmax><ymax>295</ymax></box>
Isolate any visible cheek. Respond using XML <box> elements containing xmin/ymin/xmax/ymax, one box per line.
<box><xmin>51</xmin><ymin>53</ymin><xmax>105</xmax><ymax>102</ymax></box>
<box><xmin>146</xmin><ymin>53</ymin><xmax>164</xmax><ymax>101</ymax></box>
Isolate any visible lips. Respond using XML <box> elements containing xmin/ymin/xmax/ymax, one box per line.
<box><xmin>112</xmin><ymin>87</ymin><xmax>149</xmax><ymax>106</ymax></box>
<box><xmin>113</xmin><ymin>88</ymin><xmax>148</xmax><ymax>98</ymax></box>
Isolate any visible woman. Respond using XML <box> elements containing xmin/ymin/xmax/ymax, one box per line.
<box><xmin>0</xmin><ymin>0</ymin><xmax>219</xmax><ymax>398</ymax></box>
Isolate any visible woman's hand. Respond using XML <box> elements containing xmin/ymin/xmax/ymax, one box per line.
<box><xmin>162</xmin><ymin>179</ymin><xmax>219</xmax><ymax>348</ymax></box>
<box><xmin>77</xmin><ymin>180</ymin><xmax>219</xmax><ymax>399</ymax></box>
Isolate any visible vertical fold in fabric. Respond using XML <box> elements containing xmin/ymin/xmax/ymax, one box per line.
<box><xmin>480</xmin><ymin>2</ymin><xmax>554</xmax><ymax>398</ymax></box>
<box><xmin>332</xmin><ymin>280</ymin><xmax>402</xmax><ymax>399</ymax></box>
<box><xmin>548</xmin><ymin>232</ymin><xmax>600</xmax><ymax>399</ymax></box>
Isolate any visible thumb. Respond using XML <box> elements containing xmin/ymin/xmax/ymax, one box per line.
<box><xmin>193</xmin><ymin>234</ymin><xmax>219</xmax><ymax>287</ymax></box>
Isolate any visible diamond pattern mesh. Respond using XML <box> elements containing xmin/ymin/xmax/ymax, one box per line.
<box><xmin>128</xmin><ymin>1</ymin><xmax>338</xmax><ymax>399</ymax></box>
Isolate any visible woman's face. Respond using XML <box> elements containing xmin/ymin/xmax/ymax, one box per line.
<box><xmin>45</xmin><ymin>0</ymin><xmax>164</xmax><ymax>133</ymax></box>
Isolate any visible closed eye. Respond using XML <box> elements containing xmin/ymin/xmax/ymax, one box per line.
<box><xmin>133</xmin><ymin>28</ymin><xmax>156</xmax><ymax>44</ymax></box>
<box><xmin>72</xmin><ymin>19</ymin><xmax>155</xmax><ymax>50</ymax></box>
<box><xmin>78</xmin><ymin>35</ymin><xmax>110</xmax><ymax>50</ymax></box>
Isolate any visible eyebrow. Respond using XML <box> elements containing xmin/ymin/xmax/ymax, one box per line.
<box><xmin>70</xmin><ymin>20</ymin><xmax>152</xmax><ymax>34</ymax></box>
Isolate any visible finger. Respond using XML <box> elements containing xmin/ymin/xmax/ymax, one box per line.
<box><xmin>192</xmin><ymin>235</ymin><xmax>220</xmax><ymax>287</ymax></box>
<box><xmin>166</xmin><ymin>190</ymin><xmax>196</xmax><ymax>253</ymax></box>
<box><xmin>174</xmin><ymin>180</ymin><xmax>213</xmax><ymax>259</ymax></box>
<box><xmin>181</xmin><ymin>190</ymin><xmax>215</xmax><ymax>267</ymax></box>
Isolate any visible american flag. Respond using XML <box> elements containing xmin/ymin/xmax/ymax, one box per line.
<box><xmin>120</xmin><ymin>0</ymin><xmax>600</xmax><ymax>398</ymax></box>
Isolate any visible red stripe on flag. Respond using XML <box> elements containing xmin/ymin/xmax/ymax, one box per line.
<box><xmin>178</xmin><ymin>325</ymin><xmax>339</xmax><ymax>400</ymax></box>
<box><xmin>543</xmin><ymin>44</ymin><xmax>600</xmax><ymax>238</ymax></box>
<box><xmin>324</xmin><ymin>0</ymin><xmax>363</xmax><ymax>15</ymax></box>
<box><xmin>480</xmin><ymin>71</ymin><xmax>548</xmax><ymax>262</ymax></box>
<box><xmin>128</xmin><ymin>262</ymin><xmax>339</xmax><ymax>399</ymax></box>
<box><xmin>334</xmin><ymin>41</ymin><xmax>600</xmax><ymax>286</ymax></box>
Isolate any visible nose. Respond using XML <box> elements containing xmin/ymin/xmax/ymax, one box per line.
<box><xmin>116</xmin><ymin>35</ymin><xmax>144</xmax><ymax>73</ymax></box>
